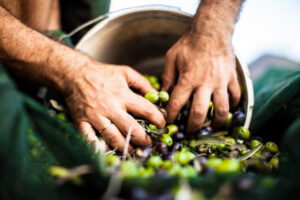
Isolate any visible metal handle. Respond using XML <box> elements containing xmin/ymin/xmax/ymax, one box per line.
<box><xmin>58</xmin><ymin>4</ymin><xmax>181</xmax><ymax>42</ymax></box>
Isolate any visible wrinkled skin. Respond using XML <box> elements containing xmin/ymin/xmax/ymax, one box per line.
<box><xmin>163</xmin><ymin>30</ymin><xmax>241</xmax><ymax>133</ymax></box>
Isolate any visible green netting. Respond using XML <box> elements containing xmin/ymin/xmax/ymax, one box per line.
<box><xmin>1</xmin><ymin>59</ymin><xmax>300</xmax><ymax>199</ymax></box>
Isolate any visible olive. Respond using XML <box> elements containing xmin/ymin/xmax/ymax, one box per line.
<box><xmin>196</xmin><ymin>127</ymin><xmax>213</xmax><ymax>138</ymax></box>
<box><xmin>232</xmin><ymin>111</ymin><xmax>246</xmax><ymax>127</ymax></box>
<box><xmin>172</xmin><ymin>142</ymin><xmax>182</xmax><ymax>152</ymax></box>
<box><xmin>146</xmin><ymin>156</ymin><xmax>163</xmax><ymax>168</ymax></box>
<box><xmin>148</xmin><ymin>75</ymin><xmax>159</xmax><ymax>85</ymax></box>
<box><xmin>159</xmin><ymin>134</ymin><xmax>173</xmax><ymax>147</ymax></box>
<box><xmin>148</xmin><ymin>124</ymin><xmax>157</xmax><ymax>131</ymax></box>
<box><xmin>209</xmin><ymin>101</ymin><xmax>214</xmax><ymax>109</ymax></box>
<box><xmin>120</xmin><ymin>161</ymin><xmax>139</xmax><ymax>177</ymax></box>
<box><xmin>250</xmin><ymin>139</ymin><xmax>261</xmax><ymax>149</ymax></box>
<box><xmin>217</xmin><ymin>143</ymin><xmax>226</xmax><ymax>151</ymax></box>
<box><xmin>162</xmin><ymin>160</ymin><xmax>172</xmax><ymax>170</ymax></box>
<box><xmin>233</xmin><ymin>126</ymin><xmax>250</xmax><ymax>140</ymax></box>
<box><xmin>172</xmin><ymin>131</ymin><xmax>185</xmax><ymax>142</ymax></box>
<box><xmin>205</xmin><ymin>158</ymin><xmax>222</xmax><ymax>169</ymax></box>
<box><xmin>136</xmin><ymin>147</ymin><xmax>152</xmax><ymax>160</ymax></box>
<box><xmin>189</xmin><ymin>139</ymin><xmax>197</xmax><ymax>149</ymax></box>
<box><xmin>215</xmin><ymin>158</ymin><xmax>241</xmax><ymax>173</ymax></box>
<box><xmin>106</xmin><ymin>154</ymin><xmax>121</xmax><ymax>167</ymax></box>
<box><xmin>167</xmin><ymin>124</ymin><xmax>178</xmax><ymax>135</ymax></box>
<box><xmin>175</xmin><ymin>151</ymin><xmax>196</xmax><ymax>165</ymax></box>
<box><xmin>156</xmin><ymin>142</ymin><xmax>168</xmax><ymax>155</ymax></box>
<box><xmin>152</xmin><ymin>82</ymin><xmax>161</xmax><ymax>91</ymax></box>
<box><xmin>270</xmin><ymin>157</ymin><xmax>279</xmax><ymax>169</ymax></box>
<box><xmin>167</xmin><ymin>163</ymin><xmax>181</xmax><ymax>176</ymax></box>
<box><xmin>240</xmin><ymin>149</ymin><xmax>249</xmax><ymax>155</ymax></box>
<box><xmin>210</xmin><ymin>144</ymin><xmax>217</xmax><ymax>152</ymax></box>
<box><xmin>158</xmin><ymin>91</ymin><xmax>169</xmax><ymax>103</ymax></box>
<box><xmin>225</xmin><ymin>137</ymin><xmax>236</xmax><ymax>145</ymax></box>
<box><xmin>265</xmin><ymin>141</ymin><xmax>278</xmax><ymax>154</ymax></box>
<box><xmin>138</xmin><ymin>167</ymin><xmax>154</xmax><ymax>178</ymax></box>
<box><xmin>224</xmin><ymin>112</ymin><xmax>233</xmax><ymax>129</ymax></box>
<box><xmin>178</xmin><ymin>166</ymin><xmax>198</xmax><ymax>178</ymax></box>
<box><xmin>144</xmin><ymin>91</ymin><xmax>159</xmax><ymax>104</ymax></box>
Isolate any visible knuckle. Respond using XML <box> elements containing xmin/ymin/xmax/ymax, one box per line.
<box><xmin>215</xmin><ymin>108</ymin><xmax>229</xmax><ymax>118</ymax></box>
<box><xmin>104</xmin><ymin>132</ymin><xmax>119</xmax><ymax>144</ymax></box>
<box><xmin>168</xmin><ymin>99</ymin><xmax>181</xmax><ymax>110</ymax></box>
<box><xmin>178</xmin><ymin>74</ymin><xmax>194</xmax><ymax>88</ymax></box>
<box><xmin>191</xmin><ymin>107</ymin><xmax>206</xmax><ymax>119</ymax></box>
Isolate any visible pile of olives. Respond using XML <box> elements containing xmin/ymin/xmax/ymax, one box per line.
<box><xmin>104</xmin><ymin>75</ymin><xmax>280</xmax><ymax>178</ymax></box>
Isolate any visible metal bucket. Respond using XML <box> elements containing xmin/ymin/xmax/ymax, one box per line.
<box><xmin>75</xmin><ymin>5</ymin><xmax>254</xmax><ymax>128</ymax></box>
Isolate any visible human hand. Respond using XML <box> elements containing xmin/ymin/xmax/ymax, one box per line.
<box><xmin>63</xmin><ymin>59</ymin><xmax>166</xmax><ymax>151</ymax></box>
<box><xmin>162</xmin><ymin>30</ymin><xmax>241</xmax><ymax>133</ymax></box>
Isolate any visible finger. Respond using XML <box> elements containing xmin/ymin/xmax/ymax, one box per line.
<box><xmin>166</xmin><ymin>80</ymin><xmax>193</xmax><ymax>123</ymax></box>
<box><xmin>100</xmin><ymin>123</ymin><xmax>133</xmax><ymax>152</ymax></box>
<box><xmin>91</xmin><ymin>116</ymin><xmax>133</xmax><ymax>152</ymax></box>
<box><xmin>123</xmin><ymin>66</ymin><xmax>156</xmax><ymax>94</ymax></box>
<box><xmin>187</xmin><ymin>87</ymin><xmax>212</xmax><ymax>133</ymax></box>
<box><xmin>78</xmin><ymin>121</ymin><xmax>110</xmax><ymax>151</ymax></box>
<box><xmin>78</xmin><ymin>121</ymin><xmax>99</xmax><ymax>143</ymax></box>
<box><xmin>212</xmin><ymin>88</ymin><xmax>230</xmax><ymax>128</ymax></box>
<box><xmin>126</xmin><ymin>93</ymin><xmax>166</xmax><ymax>128</ymax></box>
<box><xmin>162</xmin><ymin>49</ymin><xmax>177</xmax><ymax>91</ymax></box>
<box><xmin>228</xmin><ymin>72</ymin><xmax>241</xmax><ymax>108</ymax></box>
<box><xmin>110</xmin><ymin>110</ymin><xmax>152</xmax><ymax>147</ymax></box>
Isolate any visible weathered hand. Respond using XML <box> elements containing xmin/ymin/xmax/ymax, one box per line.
<box><xmin>162</xmin><ymin>30</ymin><xmax>241</xmax><ymax>133</ymax></box>
<box><xmin>64</xmin><ymin>59</ymin><xmax>166</xmax><ymax>151</ymax></box>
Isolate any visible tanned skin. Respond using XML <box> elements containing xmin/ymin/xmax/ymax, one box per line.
<box><xmin>0</xmin><ymin>0</ymin><xmax>243</xmax><ymax>150</ymax></box>
<box><xmin>163</xmin><ymin>0</ymin><xmax>244</xmax><ymax>133</ymax></box>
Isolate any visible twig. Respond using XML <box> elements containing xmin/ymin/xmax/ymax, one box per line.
<box><xmin>122</xmin><ymin>127</ymin><xmax>132</xmax><ymax>161</ymax></box>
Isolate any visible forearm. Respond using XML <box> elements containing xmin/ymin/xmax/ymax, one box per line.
<box><xmin>0</xmin><ymin>5</ymin><xmax>89</xmax><ymax>94</ymax></box>
<box><xmin>191</xmin><ymin>0</ymin><xmax>244</xmax><ymax>40</ymax></box>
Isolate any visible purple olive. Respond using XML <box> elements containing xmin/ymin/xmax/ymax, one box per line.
<box><xmin>232</xmin><ymin>111</ymin><xmax>246</xmax><ymax>127</ymax></box>
<box><xmin>172</xmin><ymin>131</ymin><xmax>185</xmax><ymax>142</ymax></box>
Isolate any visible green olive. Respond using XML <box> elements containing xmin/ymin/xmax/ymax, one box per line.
<box><xmin>159</xmin><ymin>134</ymin><xmax>173</xmax><ymax>147</ymax></box>
<box><xmin>265</xmin><ymin>142</ymin><xmax>278</xmax><ymax>154</ymax></box>
<box><xmin>178</xmin><ymin>166</ymin><xmax>198</xmax><ymax>178</ymax></box>
<box><xmin>106</xmin><ymin>154</ymin><xmax>121</xmax><ymax>167</ymax></box>
<box><xmin>270</xmin><ymin>157</ymin><xmax>279</xmax><ymax>169</ymax></box>
<box><xmin>250</xmin><ymin>139</ymin><xmax>261</xmax><ymax>149</ymax></box>
<box><xmin>225</xmin><ymin>137</ymin><xmax>236</xmax><ymax>145</ymax></box>
<box><xmin>167</xmin><ymin>164</ymin><xmax>181</xmax><ymax>176</ymax></box>
<box><xmin>205</xmin><ymin>158</ymin><xmax>222</xmax><ymax>169</ymax></box>
<box><xmin>224</xmin><ymin>112</ymin><xmax>232</xmax><ymax>129</ymax></box>
<box><xmin>120</xmin><ymin>161</ymin><xmax>139</xmax><ymax>177</ymax></box>
<box><xmin>152</xmin><ymin>82</ymin><xmax>161</xmax><ymax>91</ymax></box>
<box><xmin>167</xmin><ymin>124</ymin><xmax>179</xmax><ymax>135</ymax></box>
<box><xmin>175</xmin><ymin>151</ymin><xmax>196</xmax><ymax>165</ymax></box>
<box><xmin>146</xmin><ymin>156</ymin><xmax>163</xmax><ymax>168</ymax></box>
<box><xmin>162</xmin><ymin>160</ymin><xmax>172</xmax><ymax>170</ymax></box>
<box><xmin>215</xmin><ymin>159</ymin><xmax>241</xmax><ymax>173</ymax></box>
<box><xmin>138</xmin><ymin>167</ymin><xmax>154</xmax><ymax>178</ymax></box>
<box><xmin>148</xmin><ymin>124</ymin><xmax>157</xmax><ymax>131</ymax></box>
<box><xmin>144</xmin><ymin>91</ymin><xmax>159</xmax><ymax>104</ymax></box>
<box><xmin>209</xmin><ymin>101</ymin><xmax>214</xmax><ymax>109</ymax></box>
<box><xmin>233</xmin><ymin>126</ymin><xmax>250</xmax><ymax>140</ymax></box>
<box><xmin>158</xmin><ymin>91</ymin><xmax>169</xmax><ymax>103</ymax></box>
<box><xmin>217</xmin><ymin>143</ymin><xmax>226</xmax><ymax>151</ymax></box>
<box><xmin>240</xmin><ymin>149</ymin><xmax>249</xmax><ymax>156</ymax></box>
<box><xmin>148</xmin><ymin>75</ymin><xmax>159</xmax><ymax>85</ymax></box>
